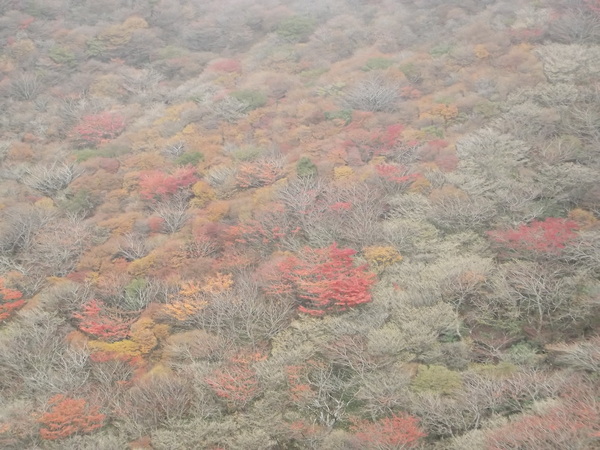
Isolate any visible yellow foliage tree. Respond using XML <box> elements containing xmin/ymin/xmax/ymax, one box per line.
<box><xmin>9</xmin><ymin>39</ymin><xmax>36</xmax><ymax>60</ymax></box>
<box><xmin>333</xmin><ymin>166</ymin><xmax>354</xmax><ymax>182</ymax></box>
<box><xmin>34</xmin><ymin>197</ymin><xmax>56</xmax><ymax>210</ymax></box>
<box><xmin>88</xmin><ymin>339</ymin><xmax>142</xmax><ymax>357</ymax></box>
<box><xmin>203</xmin><ymin>272</ymin><xmax>234</xmax><ymax>294</ymax></box>
<box><xmin>568</xmin><ymin>208</ymin><xmax>597</xmax><ymax>229</ymax></box>
<box><xmin>428</xmin><ymin>185</ymin><xmax>468</xmax><ymax>204</ymax></box>
<box><xmin>89</xmin><ymin>74</ymin><xmax>122</xmax><ymax>98</ymax></box>
<box><xmin>98</xmin><ymin>16</ymin><xmax>148</xmax><ymax>48</ymax></box>
<box><xmin>163</xmin><ymin>274</ymin><xmax>233</xmax><ymax>321</ymax></box>
<box><xmin>128</xmin><ymin>254</ymin><xmax>156</xmax><ymax>277</ymax></box>
<box><xmin>163</xmin><ymin>298</ymin><xmax>207</xmax><ymax>321</ymax></box>
<box><xmin>191</xmin><ymin>181</ymin><xmax>215</xmax><ymax>208</ymax></box>
<box><xmin>428</xmin><ymin>104</ymin><xmax>459</xmax><ymax>127</ymax></box>
<box><xmin>129</xmin><ymin>317</ymin><xmax>160</xmax><ymax>354</ymax></box>
<box><xmin>474</xmin><ymin>44</ymin><xmax>490</xmax><ymax>59</ymax></box>
<box><xmin>409</xmin><ymin>176</ymin><xmax>432</xmax><ymax>194</ymax></box>
<box><xmin>205</xmin><ymin>201</ymin><xmax>230</xmax><ymax>222</ymax></box>
<box><xmin>163</xmin><ymin>282</ymin><xmax>208</xmax><ymax>321</ymax></box>
<box><xmin>154</xmin><ymin>102</ymin><xmax>196</xmax><ymax>126</ymax></box>
<box><xmin>363</xmin><ymin>246</ymin><xmax>403</xmax><ymax>270</ymax></box>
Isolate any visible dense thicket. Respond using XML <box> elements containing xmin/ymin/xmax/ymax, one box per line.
<box><xmin>0</xmin><ymin>0</ymin><xmax>599</xmax><ymax>448</ymax></box>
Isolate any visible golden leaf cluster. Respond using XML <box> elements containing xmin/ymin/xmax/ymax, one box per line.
<box><xmin>363</xmin><ymin>246</ymin><xmax>403</xmax><ymax>269</ymax></box>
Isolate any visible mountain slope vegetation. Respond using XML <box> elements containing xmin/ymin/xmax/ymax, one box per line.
<box><xmin>0</xmin><ymin>0</ymin><xmax>599</xmax><ymax>448</ymax></box>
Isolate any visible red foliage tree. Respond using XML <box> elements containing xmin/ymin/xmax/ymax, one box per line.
<box><xmin>375</xmin><ymin>163</ymin><xmax>420</xmax><ymax>187</ymax></box>
<box><xmin>351</xmin><ymin>414</ymin><xmax>426</xmax><ymax>449</ymax></box>
<box><xmin>0</xmin><ymin>278</ymin><xmax>25</xmax><ymax>323</ymax></box>
<box><xmin>400</xmin><ymin>86</ymin><xmax>423</xmax><ymax>99</ymax></box>
<box><xmin>485</xmin><ymin>399</ymin><xmax>600</xmax><ymax>449</ymax></box>
<box><xmin>70</xmin><ymin>112</ymin><xmax>126</xmax><ymax>147</ymax></box>
<box><xmin>72</xmin><ymin>299</ymin><xmax>133</xmax><ymax>341</ymax></box>
<box><xmin>487</xmin><ymin>218</ymin><xmax>579</xmax><ymax>256</ymax></box>
<box><xmin>147</xmin><ymin>216</ymin><xmax>166</xmax><ymax>233</ymax></box>
<box><xmin>343</xmin><ymin>124</ymin><xmax>405</xmax><ymax>163</ymax></box>
<box><xmin>38</xmin><ymin>395</ymin><xmax>105</xmax><ymax>440</ymax></box>
<box><xmin>97</xmin><ymin>157</ymin><xmax>120</xmax><ymax>173</ymax></box>
<box><xmin>228</xmin><ymin>203</ymin><xmax>302</xmax><ymax>252</ymax></box>
<box><xmin>139</xmin><ymin>166</ymin><xmax>197</xmax><ymax>201</ymax></box>
<box><xmin>585</xmin><ymin>0</ymin><xmax>600</xmax><ymax>14</ymax></box>
<box><xmin>209</xmin><ymin>58</ymin><xmax>242</xmax><ymax>73</ymax></box>
<box><xmin>266</xmin><ymin>243</ymin><xmax>376</xmax><ymax>316</ymax></box>
<box><xmin>285</xmin><ymin>365</ymin><xmax>314</xmax><ymax>402</ymax></box>
<box><xmin>205</xmin><ymin>353</ymin><xmax>264</xmax><ymax>410</ymax></box>
<box><xmin>234</xmin><ymin>160</ymin><xmax>284</xmax><ymax>189</ymax></box>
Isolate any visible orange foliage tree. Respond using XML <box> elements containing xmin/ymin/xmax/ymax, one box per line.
<box><xmin>0</xmin><ymin>278</ymin><xmax>25</xmax><ymax>323</ymax></box>
<box><xmin>485</xmin><ymin>397</ymin><xmax>600</xmax><ymax>450</ymax></box>
<box><xmin>266</xmin><ymin>243</ymin><xmax>376</xmax><ymax>316</ymax></box>
<box><xmin>342</xmin><ymin>124</ymin><xmax>405</xmax><ymax>163</ymax></box>
<box><xmin>351</xmin><ymin>414</ymin><xmax>426</xmax><ymax>449</ymax></box>
<box><xmin>205</xmin><ymin>352</ymin><xmax>265</xmax><ymax>410</ymax></box>
<box><xmin>163</xmin><ymin>282</ymin><xmax>208</xmax><ymax>322</ymax></box>
<box><xmin>138</xmin><ymin>166</ymin><xmax>197</xmax><ymax>201</ymax></box>
<box><xmin>163</xmin><ymin>273</ymin><xmax>233</xmax><ymax>321</ymax></box>
<box><xmin>38</xmin><ymin>395</ymin><xmax>105</xmax><ymax>440</ymax></box>
<box><xmin>234</xmin><ymin>159</ymin><xmax>284</xmax><ymax>189</ymax></box>
<box><xmin>72</xmin><ymin>299</ymin><xmax>134</xmax><ymax>341</ymax></box>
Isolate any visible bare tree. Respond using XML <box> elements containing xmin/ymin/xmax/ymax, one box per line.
<box><xmin>151</xmin><ymin>191</ymin><xmax>190</xmax><ymax>234</ymax></box>
<box><xmin>117</xmin><ymin>375</ymin><xmax>195</xmax><ymax>437</ymax></box>
<box><xmin>118</xmin><ymin>277</ymin><xmax>174</xmax><ymax>311</ymax></box>
<box><xmin>409</xmin><ymin>368</ymin><xmax>565</xmax><ymax>438</ymax></box>
<box><xmin>194</xmin><ymin>276</ymin><xmax>294</xmax><ymax>348</ymax></box>
<box><xmin>204</xmin><ymin>165</ymin><xmax>238</xmax><ymax>198</ymax></box>
<box><xmin>212</xmin><ymin>96</ymin><xmax>249</xmax><ymax>123</ymax></box>
<box><xmin>489</xmin><ymin>261</ymin><xmax>585</xmax><ymax>332</ymax></box>
<box><xmin>58</xmin><ymin>93</ymin><xmax>106</xmax><ymax>126</ymax></box>
<box><xmin>548</xmin><ymin>7</ymin><xmax>600</xmax><ymax>44</ymax></box>
<box><xmin>18</xmin><ymin>215</ymin><xmax>93</xmax><ymax>277</ymax></box>
<box><xmin>289</xmin><ymin>182</ymin><xmax>387</xmax><ymax>248</ymax></box>
<box><xmin>9</xmin><ymin>73</ymin><xmax>43</xmax><ymax>101</ymax></box>
<box><xmin>343</xmin><ymin>73</ymin><xmax>401</xmax><ymax>112</ymax></box>
<box><xmin>0</xmin><ymin>310</ymin><xmax>90</xmax><ymax>397</ymax></box>
<box><xmin>0</xmin><ymin>205</ymin><xmax>55</xmax><ymax>256</ymax></box>
<box><xmin>427</xmin><ymin>195</ymin><xmax>496</xmax><ymax>232</ymax></box>
<box><xmin>117</xmin><ymin>232</ymin><xmax>150</xmax><ymax>261</ymax></box>
<box><xmin>121</xmin><ymin>67</ymin><xmax>165</xmax><ymax>99</ymax></box>
<box><xmin>547</xmin><ymin>336</ymin><xmax>600</xmax><ymax>373</ymax></box>
<box><xmin>354</xmin><ymin>366</ymin><xmax>412</xmax><ymax>419</ymax></box>
<box><xmin>299</xmin><ymin>362</ymin><xmax>357</xmax><ymax>429</ymax></box>
<box><xmin>562</xmin><ymin>229</ymin><xmax>600</xmax><ymax>274</ymax></box>
<box><xmin>22</xmin><ymin>161</ymin><xmax>83</xmax><ymax>197</ymax></box>
<box><xmin>535</xmin><ymin>43</ymin><xmax>600</xmax><ymax>84</ymax></box>
<box><xmin>162</xmin><ymin>141</ymin><xmax>185</xmax><ymax>159</ymax></box>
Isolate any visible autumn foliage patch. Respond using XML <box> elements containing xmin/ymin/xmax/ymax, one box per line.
<box><xmin>70</xmin><ymin>112</ymin><xmax>126</xmax><ymax>147</ymax></box>
<box><xmin>487</xmin><ymin>218</ymin><xmax>579</xmax><ymax>255</ymax></box>
<box><xmin>205</xmin><ymin>353</ymin><xmax>265</xmax><ymax>410</ymax></box>
<box><xmin>485</xmin><ymin>397</ymin><xmax>600</xmax><ymax>449</ymax></box>
<box><xmin>139</xmin><ymin>166</ymin><xmax>197</xmax><ymax>200</ymax></box>
<box><xmin>0</xmin><ymin>279</ymin><xmax>25</xmax><ymax>323</ymax></box>
<box><xmin>72</xmin><ymin>299</ymin><xmax>134</xmax><ymax>341</ymax></box>
<box><xmin>375</xmin><ymin>163</ymin><xmax>420</xmax><ymax>186</ymax></box>
<box><xmin>208</xmin><ymin>58</ymin><xmax>242</xmax><ymax>73</ymax></box>
<box><xmin>266</xmin><ymin>243</ymin><xmax>376</xmax><ymax>316</ymax></box>
<box><xmin>351</xmin><ymin>414</ymin><xmax>426</xmax><ymax>449</ymax></box>
<box><xmin>38</xmin><ymin>395</ymin><xmax>105</xmax><ymax>440</ymax></box>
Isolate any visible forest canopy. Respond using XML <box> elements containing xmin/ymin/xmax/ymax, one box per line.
<box><xmin>0</xmin><ymin>0</ymin><xmax>599</xmax><ymax>448</ymax></box>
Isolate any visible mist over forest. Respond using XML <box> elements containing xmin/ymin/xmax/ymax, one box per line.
<box><xmin>0</xmin><ymin>0</ymin><xmax>599</xmax><ymax>448</ymax></box>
